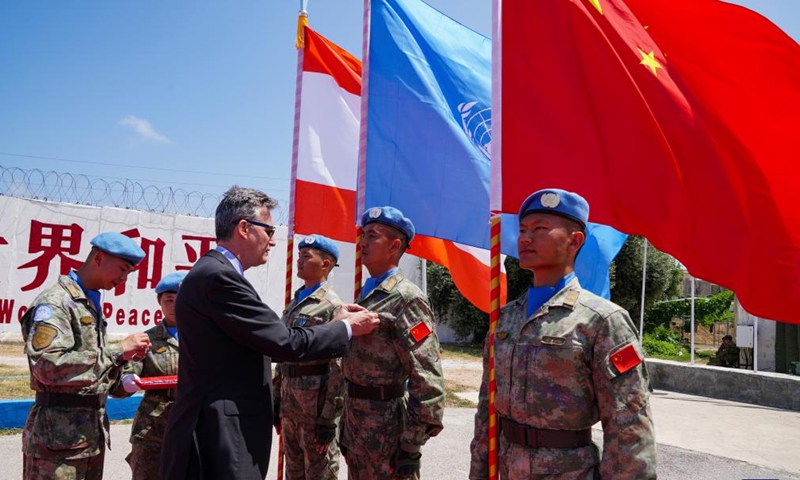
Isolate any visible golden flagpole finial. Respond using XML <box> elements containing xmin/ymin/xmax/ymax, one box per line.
<box><xmin>296</xmin><ymin>11</ymin><xmax>309</xmax><ymax>49</ymax></box>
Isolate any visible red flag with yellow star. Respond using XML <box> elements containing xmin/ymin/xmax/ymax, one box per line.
<box><xmin>493</xmin><ymin>0</ymin><xmax>800</xmax><ymax>322</ymax></box>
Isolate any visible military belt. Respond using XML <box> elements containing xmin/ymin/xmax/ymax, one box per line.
<box><xmin>286</xmin><ymin>363</ymin><xmax>330</xmax><ymax>378</ymax></box>
<box><xmin>35</xmin><ymin>392</ymin><xmax>108</xmax><ymax>408</ymax></box>
<box><xmin>499</xmin><ymin>416</ymin><xmax>592</xmax><ymax>449</ymax></box>
<box><xmin>346</xmin><ymin>380</ymin><xmax>405</xmax><ymax>401</ymax></box>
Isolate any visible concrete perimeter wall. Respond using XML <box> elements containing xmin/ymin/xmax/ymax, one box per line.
<box><xmin>646</xmin><ymin>359</ymin><xmax>800</xmax><ymax>411</ymax></box>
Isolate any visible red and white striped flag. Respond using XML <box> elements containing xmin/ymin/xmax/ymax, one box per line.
<box><xmin>290</xmin><ymin>26</ymin><xmax>506</xmax><ymax>312</ymax></box>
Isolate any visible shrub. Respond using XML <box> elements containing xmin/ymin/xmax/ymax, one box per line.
<box><xmin>642</xmin><ymin>334</ymin><xmax>679</xmax><ymax>357</ymax></box>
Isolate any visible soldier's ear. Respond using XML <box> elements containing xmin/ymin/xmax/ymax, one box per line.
<box><xmin>92</xmin><ymin>249</ymin><xmax>105</xmax><ymax>266</ymax></box>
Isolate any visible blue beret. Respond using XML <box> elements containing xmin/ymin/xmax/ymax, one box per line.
<box><xmin>90</xmin><ymin>232</ymin><xmax>146</xmax><ymax>265</ymax></box>
<box><xmin>361</xmin><ymin>206</ymin><xmax>415</xmax><ymax>243</ymax></box>
<box><xmin>518</xmin><ymin>188</ymin><xmax>589</xmax><ymax>229</ymax></box>
<box><xmin>155</xmin><ymin>272</ymin><xmax>187</xmax><ymax>294</ymax></box>
<box><xmin>299</xmin><ymin>234</ymin><xmax>340</xmax><ymax>262</ymax></box>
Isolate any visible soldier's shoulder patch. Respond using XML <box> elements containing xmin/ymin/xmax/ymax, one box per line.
<box><xmin>79</xmin><ymin>316</ymin><xmax>94</xmax><ymax>325</ymax></box>
<box><xmin>563</xmin><ymin>290</ymin><xmax>580</xmax><ymax>307</ymax></box>
<box><xmin>296</xmin><ymin>317</ymin><xmax>308</xmax><ymax>327</ymax></box>
<box><xmin>610</xmin><ymin>343</ymin><xmax>642</xmax><ymax>374</ymax></box>
<box><xmin>154</xmin><ymin>345</ymin><xmax>168</xmax><ymax>354</ymax></box>
<box><xmin>31</xmin><ymin>324</ymin><xmax>59</xmax><ymax>351</ymax></box>
<box><xmin>408</xmin><ymin>321</ymin><xmax>432</xmax><ymax>343</ymax></box>
<box><xmin>64</xmin><ymin>281</ymin><xmax>83</xmax><ymax>299</ymax></box>
<box><xmin>33</xmin><ymin>305</ymin><xmax>53</xmax><ymax>323</ymax></box>
<box><xmin>496</xmin><ymin>331</ymin><xmax>508</xmax><ymax>340</ymax></box>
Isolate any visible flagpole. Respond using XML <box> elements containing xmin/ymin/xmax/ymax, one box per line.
<box><xmin>638</xmin><ymin>238</ymin><xmax>648</xmax><ymax>340</ymax></box>
<box><xmin>690</xmin><ymin>275</ymin><xmax>695</xmax><ymax>365</ymax></box>
<box><xmin>488</xmin><ymin>0</ymin><xmax>503</xmax><ymax>476</ymax></box>
<box><xmin>487</xmin><ymin>214</ymin><xmax>502</xmax><ymax>480</ymax></box>
<box><xmin>354</xmin><ymin>0</ymin><xmax>372</xmax><ymax>301</ymax></box>
<box><xmin>279</xmin><ymin>7</ymin><xmax>308</xmax><ymax>480</ymax></box>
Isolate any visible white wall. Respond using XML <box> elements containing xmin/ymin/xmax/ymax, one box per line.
<box><xmin>0</xmin><ymin>196</ymin><xmax>423</xmax><ymax>340</ymax></box>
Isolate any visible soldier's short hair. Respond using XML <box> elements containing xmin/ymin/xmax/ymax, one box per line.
<box><xmin>215</xmin><ymin>186</ymin><xmax>279</xmax><ymax>241</ymax></box>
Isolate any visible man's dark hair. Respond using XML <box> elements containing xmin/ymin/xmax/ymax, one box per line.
<box><xmin>215</xmin><ymin>186</ymin><xmax>279</xmax><ymax>241</ymax></box>
<box><xmin>384</xmin><ymin>226</ymin><xmax>409</xmax><ymax>258</ymax></box>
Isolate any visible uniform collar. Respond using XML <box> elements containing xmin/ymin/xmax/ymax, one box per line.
<box><xmin>296</xmin><ymin>282</ymin><xmax>325</xmax><ymax>304</ymax></box>
<box><xmin>361</xmin><ymin>267</ymin><xmax>402</xmax><ymax>300</ymax></box>
<box><xmin>65</xmin><ymin>270</ymin><xmax>102</xmax><ymax>313</ymax></box>
<box><xmin>523</xmin><ymin>274</ymin><xmax>581</xmax><ymax>318</ymax></box>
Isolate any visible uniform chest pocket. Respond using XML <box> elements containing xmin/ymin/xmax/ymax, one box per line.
<box><xmin>519</xmin><ymin>337</ymin><xmax>594</xmax><ymax>423</ymax></box>
<box><xmin>77</xmin><ymin>318</ymin><xmax>100</xmax><ymax>351</ymax></box>
<box><xmin>151</xmin><ymin>348</ymin><xmax>179</xmax><ymax>375</ymax></box>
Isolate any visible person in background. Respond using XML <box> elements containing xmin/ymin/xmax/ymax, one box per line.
<box><xmin>710</xmin><ymin>334</ymin><xmax>740</xmax><ymax>368</ymax></box>
<box><xmin>21</xmin><ymin>232</ymin><xmax>151</xmax><ymax>480</ymax></box>
<box><xmin>112</xmin><ymin>271</ymin><xmax>187</xmax><ymax>479</ymax></box>
<box><xmin>274</xmin><ymin>234</ymin><xmax>345</xmax><ymax>480</ymax></box>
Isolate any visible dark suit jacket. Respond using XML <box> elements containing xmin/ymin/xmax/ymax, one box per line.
<box><xmin>160</xmin><ymin>250</ymin><xmax>349</xmax><ymax>480</ymax></box>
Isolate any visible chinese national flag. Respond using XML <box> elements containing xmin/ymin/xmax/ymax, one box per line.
<box><xmin>498</xmin><ymin>0</ymin><xmax>800</xmax><ymax>322</ymax></box>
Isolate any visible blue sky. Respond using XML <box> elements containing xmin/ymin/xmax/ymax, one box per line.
<box><xmin>1</xmin><ymin>0</ymin><xmax>797</xmax><ymax>221</ymax></box>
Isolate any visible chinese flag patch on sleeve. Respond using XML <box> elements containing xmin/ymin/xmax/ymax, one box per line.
<box><xmin>610</xmin><ymin>343</ymin><xmax>642</xmax><ymax>374</ymax></box>
<box><xmin>409</xmin><ymin>321</ymin><xmax>432</xmax><ymax>343</ymax></box>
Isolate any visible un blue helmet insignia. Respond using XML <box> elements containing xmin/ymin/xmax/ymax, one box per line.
<box><xmin>33</xmin><ymin>305</ymin><xmax>53</xmax><ymax>323</ymax></box>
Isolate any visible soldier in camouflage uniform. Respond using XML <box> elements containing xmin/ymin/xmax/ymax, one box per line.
<box><xmin>341</xmin><ymin>206</ymin><xmax>445</xmax><ymax>480</ymax></box>
<box><xmin>470</xmin><ymin>189</ymin><xmax>657</xmax><ymax>480</ymax></box>
<box><xmin>273</xmin><ymin>234</ymin><xmax>345</xmax><ymax>480</ymax></box>
<box><xmin>709</xmin><ymin>334</ymin><xmax>739</xmax><ymax>368</ymax></box>
<box><xmin>110</xmin><ymin>272</ymin><xmax>186</xmax><ymax>480</ymax></box>
<box><xmin>20</xmin><ymin>232</ymin><xmax>152</xmax><ymax>480</ymax></box>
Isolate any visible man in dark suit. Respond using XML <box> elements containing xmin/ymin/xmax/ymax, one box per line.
<box><xmin>160</xmin><ymin>186</ymin><xmax>379</xmax><ymax>480</ymax></box>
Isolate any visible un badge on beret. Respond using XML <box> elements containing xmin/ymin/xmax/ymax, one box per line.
<box><xmin>369</xmin><ymin>207</ymin><xmax>382</xmax><ymax>219</ymax></box>
<box><xmin>305</xmin><ymin>237</ymin><xmax>316</xmax><ymax>245</ymax></box>
<box><xmin>541</xmin><ymin>193</ymin><xmax>561</xmax><ymax>208</ymax></box>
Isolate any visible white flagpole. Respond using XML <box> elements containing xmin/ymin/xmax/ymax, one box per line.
<box><xmin>754</xmin><ymin>316</ymin><xmax>759</xmax><ymax>372</ymax></box>
<box><xmin>638</xmin><ymin>239</ymin><xmax>648</xmax><ymax>340</ymax></box>
<box><xmin>690</xmin><ymin>276</ymin><xmax>696</xmax><ymax>365</ymax></box>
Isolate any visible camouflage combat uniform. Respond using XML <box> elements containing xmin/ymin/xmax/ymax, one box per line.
<box><xmin>469</xmin><ymin>278</ymin><xmax>657</xmax><ymax>479</ymax></box>
<box><xmin>712</xmin><ymin>342</ymin><xmax>740</xmax><ymax>368</ymax></box>
<box><xmin>110</xmin><ymin>322</ymin><xmax>179</xmax><ymax>480</ymax></box>
<box><xmin>274</xmin><ymin>283</ymin><xmax>345</xmax><ymax>480</ymax></box>
<box><xmin>20</xmin><ymin>275</ymin><xmax>128</xmax><ymax>480</ymax></box>
<box><xmin>341</xmin><ymin>269</ymin><xmax>445</xmax><ymax>480</ymax></box>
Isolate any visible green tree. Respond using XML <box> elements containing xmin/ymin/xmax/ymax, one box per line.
<box><xmin>426</xmin><ymin>262</ymin><xmax>488</xmax><ymax>343</ymax></box>
<box><xmin>610</xmin><ymin>236</ymin><xmax>683</xmax><ymax>317</ymax></box>
<box><xmin>426</xmin><ymin>257</ymin><xmax>533</xmax><ymax>343</ymax></box>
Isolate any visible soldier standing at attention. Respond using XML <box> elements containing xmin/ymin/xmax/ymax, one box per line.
<box><xmin>273</xmin><ymin>234</ymin><xmax>346</xmax><ymax>480</ymax></box>
<box><xmin>20</xmin><ymin>232</ymin><xmax>152</xmax><ymax>480</ymax></box>
<box><xmin>111</xmin><ymin>271</ymin><xmax>187</xmax><ymax>479</ymax></box>
<box><xmin>469</xmin><ymin>189</ymin><xmax>657</xmax><ymax>479</ymax></box>
<box><xmin>341</xmin><ymin>206</ymin><xmax>445</xmax><ymax>480</ymax></box>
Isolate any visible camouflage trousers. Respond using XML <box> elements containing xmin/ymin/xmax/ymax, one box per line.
<box><xmin>282</xmin><ymin>417</ymin><xmax>340</xmax><ymax>480</ymax></box>
<box><xmin>497</xmin><ymin>436</ymin><xmax>600</xmax><ymax>480</ymax></box>
<box><xmin>343</xmin><ymin>448</ymin><xmax>419</xmax><ymax>480</ymax></box>
<box><xmin>23</xmin><ymin>450</ymin><xmax>105</xmax><ymax>480</ymax></box>
<box><xmin>125</xmin><ymin>441</ymin><xmax>163</xmax><ymax>480</ymax></box>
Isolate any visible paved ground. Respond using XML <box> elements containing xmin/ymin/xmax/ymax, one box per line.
<box><xmin>2</xmin><ymin>391</ymin><xmax>799</xmax><ymax>479</ymax></box>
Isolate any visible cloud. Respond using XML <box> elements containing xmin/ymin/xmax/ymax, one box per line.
<box><xmin>118</xmin><ymin>115</ymin><xmax>171</xmax><ymax>143</ymax></box>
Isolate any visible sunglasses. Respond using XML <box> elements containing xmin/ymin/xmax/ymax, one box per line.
<box><xmin>244</xmin><ymin>219</ymin><xmax>276</xmax><ymax>238</ymax></box>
